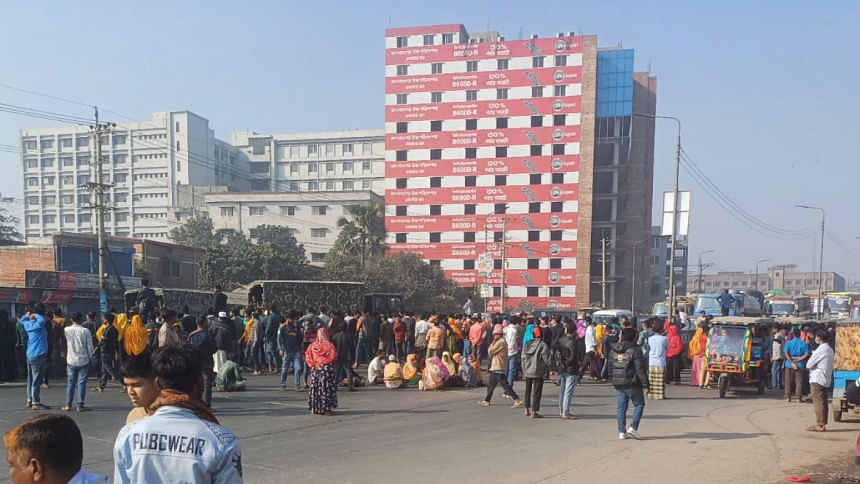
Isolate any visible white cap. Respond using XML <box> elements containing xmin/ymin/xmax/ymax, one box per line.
<box><xmin>388</xmin><ymin>355</ymin><xmax>397</xmax><ymax>362</ymax></box>
<box><xmin>218</xmin><ymin>311</ymin><xmax>228</xmax><ymax>318</ymax></box>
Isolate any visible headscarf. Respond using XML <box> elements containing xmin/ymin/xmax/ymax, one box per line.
<box><xmin>576</xmin><ymin>320</ymin><xmax>586</xmax><ymax>339</ymax></box>
<box><xmin>403</xmin><ymin>354</ymin><xmax>419</xmax><ymax>380</ymax></box>
<box><xmin>688</xmin><ymin>327</ymin><xmax>704</xmax><ymax>356</ymax></box>
<box><xmin>470</xmin><ymin>355</ymin><xmax>483</xmax><ymax>383</ymax></box>
<box><xmin>449</xmin><ymin>319</ymin><xmax>464</xmax><ymax>339</ymax></box>
<box><xmin>666</xmin><ymin>324</ymin><xmax>683</xmax><ymax>357</ymax></box>
<box><xmin>115</xmin><ymin>312</ymin><xmax>128</xmax><ymax>341</ymax></box>
<box><xmin>422</xmin><ymin>358</ymin><xmax>444</xmax><ymax>390</ymax></box>
<box><xmin>305</xmin><ymin>328</ymin><xmax>336</xmax><ymax>367</ymax></box>
<box><xmin>441</xmin><ymin>351</ymin><xmax>456</xmax><ymax>375</ymax></box>
<box><xmin>124</xmin><ymin>315</ymin><xmax>148</xmax><ymax>356</ymax></box>
<box><xmin>96</xmin><ymin>322</ymin><xmax>107</xmax><ymax>342</ymax></box>
<box><xmin>522</xmin><ymin>323</ymin><xmax>536</xmax><ymax>347</ymax></box>
<box><xmin>452</xmin><ymin>352</ymin><xmax>462</xmax><ymax>366</ymax></box>
<box><xmin>433</xmin><ymin>356</ymin><xmax>450</xmax><ymax>380</ymax></box>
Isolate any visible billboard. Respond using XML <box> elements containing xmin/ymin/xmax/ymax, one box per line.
<box><xmin>386</xmin><ymin>97</ymin><xmax>581</xmax><ymax>122</ymax></box>
<box><xmin>386</xmin><ymin>67</ymin><xmax>582</xmax><ymax>93</ymax></box>
<box><xmin>385</xmin><ymin>213</ymin><xmax>579</xmax><ymax>233</ymax></box>
<box><xmin>661</xmin><ymin>191</ymin><xmax>691</xmax><ymax>236</ymax></box>
<box><xmin>385</xmin><ymin>36</ymin><xmax>583</xmax><ymax>64</ymax></box>
<box><xmin>386</xmin><ymin>126</ymin><xmax>580</xmax><ymax>150</ymax></box>
<box><xmin>386</xmin><ymin>155</ymin><xmax>580</xmax><ymax>178</ymax></box>
<box><xmin>385</xmin><ymin>184</ymin><xmax>578</xmax><ymax>205</ymax></box>
<box><xmin>389</xmin><ymin>240</ymin><xmax>577</xmax><ymax>260</ymax></box>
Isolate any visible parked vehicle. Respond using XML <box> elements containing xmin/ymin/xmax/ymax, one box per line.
<box><xmin>591</xmin><ymin>309</ymin><xmax>634</xmax><ymax>330</ymax></box>
<box><xmin>705</xmin><ymin>316</ymin><xmax>773</xmax><ymax>398</ymax></box>
<box><xmin>695</xmin><ymin>292</ymin><xmax>762</xmax><ymax>317</ymax></box>
<box><xmin>826</xmin><ymin>292</ymin><xmax>860</xmax><ymax>319</ymax></box>
<box><xmin>832</xmin><ymin>322</ymin><xmax>860</xmax><ymax>421</ymax></box>
<box><xmin>234</xmin><ymin>280</ymin><xmax>404</xmax><ymax>315</ymax></box>
<box><xmin>765</xmin><ymin>295</ymin><xmax>811</xmax><ymax>317</ymax></box>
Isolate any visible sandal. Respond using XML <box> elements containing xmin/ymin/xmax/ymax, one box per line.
<box><xmin>479</xmin><ymin>400</ymin><xmax>490</xmax><ymax>406</ymax></box>
<box><xmin>524</xmin><ymin>409</ymin><xmax>531</xmax><ymax>417</ymax></box>
<box><xmin>531</xmin><ymin>412</ymin><xmax>543</xmax><ymax>419</ymax></box>
<box><xmin>561</xmin><ymin>414</ymin><xmax>578</xmax><ymax>420</ymax></box>
<box><xmin>805</xmin><ymin>426</ymin><xmax>826</xmax><ymax>432</ymax></box>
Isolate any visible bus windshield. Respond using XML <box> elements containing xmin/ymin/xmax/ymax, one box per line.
<box><xmin>653</xmin><ymin>302</ymin><xmax>669</xmax><ymax>316</ymax></box>
<box><xmin>695</xmin><ymin>295</ymin><xmax>720</xmax><ymax>312</ymax></box>
<box><xmin>769</xmin><ymin>303</ymin><xmax>794</xmax><ymax>316</ymax></box>
<box><xmin>828</xmin><ymin>296</ymin><xmax>850</xmax><ymax>314</ymax></box>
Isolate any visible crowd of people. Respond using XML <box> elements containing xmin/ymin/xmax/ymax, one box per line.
<box><xmin>0</xmin><ymin>286</ymin><xmax>841</xmax><ymax>481</ymax></box>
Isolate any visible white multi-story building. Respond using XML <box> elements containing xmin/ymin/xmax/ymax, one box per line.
<box><xmin>231</xmin><ymin>130</ymin><xmax>385</xmax><ymax>195</ymax></box>
<box><xmin>204</xmin><ymin>190</ymin><xmax>383</xmax><ymax>265</ymax></box>
<box><xmin>20</xmin><ymin>111</ymin><xmax>243</xmax><ymax>241</ymax></box>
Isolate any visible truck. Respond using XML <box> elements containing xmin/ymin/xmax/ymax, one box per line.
<box><xmin>233</xmin><ymin>280</ymin><xmax>404</xmax><ymax>315</ymax></box>
<box><xmin>765</xmin><ymin>295</ymin><xmax>811</xmax><ymax>317</ymax></box>
<box><xmin>694</xmin><ymin>291</ymin><xmax>762</xmax><ymax>317</ymax></box>
<box><xmin>832</xmin><ymin>323</ymin><xmax>860</xmax><ymax>422</ymax></box>
<box><xmin>826</xmin><ymin>292</ymin><xmax>860</xmax><ymax>319</ymax></box>
<box><xmin>123</xmin><ymin>288</ymin><xmax>244</xmax><ymax>318</ymax></box>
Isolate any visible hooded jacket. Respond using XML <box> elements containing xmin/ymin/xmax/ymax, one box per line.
<box><xmin>521</xmin><ymin>338</ymin><xmax>552</xmax><ymax>379</ymax></box>
<box><xmin>554</xmin><ymin>334</ymin><xmax>580</xmax><ymax>375</ymax></box>
<box><xmin>609</xmin><ymin>340</ymin><xmax>649</xmax><ymax>390</ymax></box>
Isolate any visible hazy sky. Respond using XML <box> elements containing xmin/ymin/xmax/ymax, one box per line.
<box><xmin>1</xmin><ymin>1</ymin><xmax>858</xmax><ymax>283</ymax></box>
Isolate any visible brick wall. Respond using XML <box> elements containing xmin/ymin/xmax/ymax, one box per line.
<box><xmin>0</xmin><ymin>246</ymin><xmax>55</xmax><ymax>286</ymax></box>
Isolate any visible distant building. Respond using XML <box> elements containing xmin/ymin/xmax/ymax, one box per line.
<box><xmin>231</xmin><ymin>130</ymin><xmax>385</xmax><ymax>195</ymax></box>
<box><xmin>645</xmin><ymin>226</ymin><xmax>670</xmax><ymax>310</ymax></box>
<box><xmin>20</xmin><ymin>111</ymin><xmax>243</xmax><ymax>242</ymax></box>
<box><xmin>204</xmin><ymin>190</ymin><xmax>383</xmax><ymax>265</ymax></box>
<box><xmin>684</xmin><ymin>263</ymin><xmax>845</xmax><ymax>296</ymax></box>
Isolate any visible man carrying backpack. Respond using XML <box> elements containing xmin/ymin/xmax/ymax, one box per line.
<box><xmin>609</xmin><ymin>327</ymin><xmax>650</xmax><ymax>440</ymax></box>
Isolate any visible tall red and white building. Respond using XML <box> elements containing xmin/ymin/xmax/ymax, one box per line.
<box><xmin>384</xmin><ymin>24</ymin><xmax>656</xmax><ymax>313</ymax></box>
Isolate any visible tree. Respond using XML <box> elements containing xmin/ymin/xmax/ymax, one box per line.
<box><xmin>169</xmin><ymin>215</ymin><xmax>216</xmax><ymax>249</ymax></box>
<box><xmin>336</xmin><ymin>202</ymin><xmax>385</xmax><ymax>268</ymax></box>
<box><xmin>0</xmin><ymin>194</ymin><xmax>22</xmax><ymax>245</ymax></box>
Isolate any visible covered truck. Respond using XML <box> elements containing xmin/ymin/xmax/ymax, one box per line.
<box><xmin>123</xmin><ymin>288</ymin><xmax>244</xmax><ymax>318</ymax></box>
<box><xmin>832</xmin><ymin>322</ymin><xmax>860</xmax><ymax>421</ymax></box>
<box><xmin>235</xmin><ymin>280</ymin><xmax>403</xmax><ymax>314</ymax></box>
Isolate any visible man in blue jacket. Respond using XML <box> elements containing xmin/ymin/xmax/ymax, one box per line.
<box><xmin>22</xmin><ymin>303</ymin><xmax>49</xmax><ymax>410</ymax></box>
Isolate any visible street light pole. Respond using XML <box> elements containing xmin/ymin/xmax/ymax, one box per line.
<box><xmin>638</xmin><ymin>114</ymin><xmax>682</xmax><ymax>309</ymax></box>
<box><xmin>632</xmin><ymin>238</ymin><xmax>650</xmax><ymax>313</ymax></box>
<box><xmin>754</xmin><ymin>258</ymin><xmax>770</xmax><ymax>292</ymax></box>
<box><xmin>797</xmin><ymin>205</ymin><xmax>825</xmax><ymax>320</ymax></box>
<box><xmin>697</xmin><ymin>249</ymin><xmax>715</xmax><ymax>293</ymax></box>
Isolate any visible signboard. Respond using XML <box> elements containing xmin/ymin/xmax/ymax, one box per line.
<box><xmin>386</xmin><ymin>213</ymin><xmax>578</xmax><ymax>233</ymax></box>
<box><xmin>386</xmin><ymin>67</ymin><xmax>582</xmax><ymax>94</ymax></box>
<box><xmin>661</xmin><ymin>191</ymin><xmax>691</xmax><ymax>236</ymax></box>
<box><xmin>385</xmin><ymin>35</ymin><xmax>583</xmax><ymax>64</ymax></box>
<box><xmin>386</xmin><ymin>184</ymin><xmax>578</xmax><ymax>206</ymax></box>
<box><xmin>0</xmin><ymin>287</ymin><xmax>31</xmax><ymax>304</ymax></box>
<box><xmin>386</xmin><ymin>126</ymin><xmax>580</xmax><ymax>150</ymax></box>
<box><xmin>386</xmin><ymin>155</ymin><xmax>579</xmax><ymax>178</ymax></box>
<box><xmin>477</xmin><ymin>253</ymin><xmax>493</xmax><ymax>277</ymax></box>
<box><xmin>480</xmin><ymin>283</ymin><xmax>491</xmax><ymax>298</ymax></box>
<box><xmin>386</xmin><ymin>97</ymin><xmax>581</xmax><ymax>122</ymax></box>
<box><xmin>25</xmin><ymin>270</ymin><xmax>142</xmax><ymax>291</ymax></box>
<box><xmin>389</xmin><ymin>240</ymin><xmax>577</xmax><ymax>260</ymax></box>
<box><xmin>39</xmin><ymin>290</ymin><xmax>73</xmax><ymax>304</ymax></box>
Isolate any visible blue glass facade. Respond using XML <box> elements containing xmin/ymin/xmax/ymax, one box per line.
<box><xmin>596</xmin><ymin>49</ymin><xmax>634</xmax><ymax>117</ymax></box>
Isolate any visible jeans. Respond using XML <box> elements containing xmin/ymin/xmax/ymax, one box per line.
<box><xmin>202</xmin><ymin>368</ymin><xmax>213</xmax><ymax>406</ymax></box>
<box><xmin>558</xmin><ymin>372</ymin><xmax>580</xmax><ymax>416</ymax></box>
<box><xmin>355</xmin><ymin>338</ymin><xmax>369</xmax><ymax>365</ymax></box>
<box><xmin>386</xmin><ymin>340</ymin><xmax>397</xmax><ymax>358</ymax></box>
<box><xmin>395</xmin><ymin>341</ymin><xmax>406</xmax><ymax>361</ymax></box>
<box><xmin>507</xmin><ymin>354</ymin><xmax>520</xmax><ymax>387</ymax></box>
<box><xmin>280</xmin><ymin>351</ymin><xmax>304</xmax><ymax>388</ymax></box>
<box><xmin>65</xmin><ymin>364</ymin><xmax>89</xmax><ymax>407</ymax></box>
<box><xmin>26</xmin><ymin>355</ymin><xmax>47</xmax><ymax>404</ymax></box>
<box><xmin>462</xmin><ymin>340</ymin><xmax>471</xmax><ymax>361</ymax></box>
<box><xmin>265</xmin><ymin>340</ymin><xmax>279</xmax><ymax>368</ymax></box>
<box><xmin>251</xmin><ymin>342</ymin><xmax>265</xmax><ymax>371</ymax></box>
<box><xmin>337</xmin><ymin>363</ymin><xmax>355</xmax><ymax>390</ymax></box>
<box><xmin>616</xmin><ymin>386</ymin><xmax>646</xmax><ymax>433</ymax></box>
<box><xmin>771</xmin><ymin>359</ymin><xmax>783</xmax><ymax>389</ymax></box>
<box><xmin>99</xmin><ymin>355</ymin><xmax>120</xmax><ymax>390</ymax></box>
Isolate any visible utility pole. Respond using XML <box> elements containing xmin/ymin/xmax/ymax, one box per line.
<box><xmin>697</xmin><ymin>249</ymin><xmax>715</xmax><ymax>293</ymax></box>
<box><xmin>797</xmin><ymin>205</ymin><xmax>825</xmax><ymax>320</ymax></box>
<box><xmin>88</xmin><ymin>107</ymin><xmax>113</xmax><ymax>321</ymax></box>
<box><xmin>601</xmin><ymin>237</ymin><xmax>607</xmax><ymax>308</ymax></box>
<box><xmin>499</xmin><ymin>217</ymin><xmax>507</xmax><ymax>313</ymax></box>
<box><xmin>754</xmin><ymin>258</ymin><xmax>770</xmax><ymax>292</ymax></box>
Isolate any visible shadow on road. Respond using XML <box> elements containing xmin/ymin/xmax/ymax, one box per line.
<box><xmin>648</xmin><ymin>431</ymin><xmax>770</xmax><ymax>440</ymax></box>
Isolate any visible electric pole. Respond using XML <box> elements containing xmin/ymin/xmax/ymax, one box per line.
<box><xmin>601</xmin><ymin>237</ymin><xmax>607</xmax><ymax>308</ymax></box>
<box><xmin>88</xmin><ymin>107</ymin><xmax>113</xmax><ymax>321</ymax></box>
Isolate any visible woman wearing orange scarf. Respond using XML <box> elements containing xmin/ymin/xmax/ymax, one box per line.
<box><xmin>305</xmin><ymin>328</ymin><xmax>338</xmax><ymax>415</ymax></box>
<box><xmin>688</xmin><ymin>325</ymin><xmax>709</xmax><ymax>386</ymax></box>
<box><xmin>124</xmin><ymin>315</ymin><xmax>148</xmax><ymax>356</ymax></box>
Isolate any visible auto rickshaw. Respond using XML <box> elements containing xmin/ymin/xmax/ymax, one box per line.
<box><xmin>705</xmin><ymin>316</ymin><xmax>773</xmax><ymax>398</ymax></box>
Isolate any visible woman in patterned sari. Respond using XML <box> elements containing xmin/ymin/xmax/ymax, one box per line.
<box><xmin>305</xmin><ymin>328</ymin><xmax>338</xmax><ymax>415</ymax></box>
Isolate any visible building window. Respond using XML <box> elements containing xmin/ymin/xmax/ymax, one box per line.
<box><xmin>308</xmin><ymin>163</ymin><xmax>318</xmax><ymax>173</ymax></box>
<box><xmin>550</xmin><ymin>258</ymin><xmax>562</xmax><ymax>269</ymax></box>
<box><xmin>466</xmin><ymin>61</ymin><xmax>478</xmax><ymax>72</ymax></box>
<box><xmin>496</xmin><ymin>118</ymin><xmax>508</xmax><ymax>129</ymax></box>
<box><xmin>528</xmin><ymin>231</ymin><xmax>540</xmax><ymax>241</ymax></box>
<box><xmin>220</xmin><ymin>207</ymin><xmax>235</xmax><ymax>217</ymax></box>
<box><xmin>555</xmin><ymin>55</ymin><xmax>567</xmax><ymax>67</ymax></box>
<box><xmin>466</xmin><ymin>90</ymin><xmax>478</xmax><ymax>101</ymax></box>
<box><xmin>529</xmin><ymin>202</ymin><xmax>541</xmax><ymax>213</ymax></box>
<box><xmin>430</xmin><ymin>149</ymin><xmax>442</xmax><ymax>160</ymax></box>
<box><xmin>430</xmin><ymin>120</ymin><xmax>442</xmax><ymax>132</ymax></box>
<box><xmin>308</xmin><ymin>181</ymin><xmax>319</xmax><ymax>190</ymax></box>
<box><xmin>554</xmin><ymin>114</ymin><xmax>566</xmax><ymax>126</ymax></box>
<box><xmin>442</xmin><ymin>33</ymin><xmax>454</xmax><ymax>44</ymax></box>
<box><xmin>176</xmin><ymin>140</ymin><xmax>181</xmax><ymax>151</ymax></box>
<box><xmin>394</xmin><ymin>206</ymin><xmax>406</xmax><ymax>216</ymax></box>
<box><xmin>464</xmin><ymin>232</ymin><xmax>475</xmax><ymax>242</ymax></box>
<box><xmin>395</xmin><ymin>233</ymin><xmax>407</xmax><ymax>243</ymax></box>
<box><xmin>530</xmin><ymin>145</ymin><xmax>543</xmax><ymax>156</ymax></box>
<box><xmin>396</xmin><ymin>178</ymin><xmax>407</xmax><ymax>189</ymax></box>
<box><xmin>465</xmin><ymin>176</ymin><xmax>476</xmax><ymax>187</ymax></box>
<box><xmin>497</xmin><ymin>58</ymin><xmax>509</xmax><ymax>70</ymax></box>
<box><xmin>290</xmin><ymin>164</ymin><xmax>300</xmax><ymax>175</ymax></box>
<box><xmin>549</xmin><ymin>287</ymin><xmax>561</xmax><ymax>297</ymax></box>
<box><xmin>552</xmin><ymin>173</ymin><xmax>564</xmax><ymax>184</ymax></box>
<box><xmin>493</xmin><ymin>257</ymin><xmax>503</xmax><ymax>268</ymax></box>
<box><xmin>396</xmin><ymin>65</ymin><xmax>408</xmax><ymax>76</ymax></box>
<box><xmin>396</xmin><ymin>122</ymin><xmax>408</xmax><ymax>133</ymax></box>
<box><xmin>464</xmin><ymin>204</ymin><xmax>476</xmax><ymax>215</ymax></box>
<box><xmin>343</xmin><ymin>180</ymin><xmax>354</xmax><ymax>190</ymax></box>
<box><xmin>281</xmin><ymin>206</ymin><xmax>296</xmax><ymax>216</ymax></box>
<box><xmin>77</xmin><ymin>155</ymin><xmax>89</xmax><ymax>166</ymax></box>
<box><xmin>395</xmin><ymin>94</ymin><xmax>407</xmax><ymax>107</ymax></box>
<box><xmin>429</xmin><ymin>232</ymin><xmax>441</xmax><ymax>243</ymax></box>
<box><xmin>465</xmin><ymin>148</ymin><xmax>477</xmax><ymax>159</ymax></box>
<box><xmin>495</xmin><ymin>175</ymin><xmax>507</xmax><ymax>186</ymax></box>
<box><xmin>550</xmin><ymin>230</ymin><xmax>562</xmax><ymax>241</ymax></box>
<box><xmin>43</xmin><ymin>215</ymin><xmax>56</xmax><ymax>225</ymax></box>
<box><xmin>466</xmin><ymin>119</ymin><xmax>477</xmax><ymax>130</ymax></box>
<box><xmin>75</xmin><ymin>137</ymin><xmax>88</xmax><ymax>148</ymax></box>
<box><xmin>431</xmin><ymin>63</ymin><xmax>442</xmax><ymax>74</ymax></box>
<box><xmin>311</xmin><ymin>228</ymin><xmax>327</xmax><ymax>238</ymax></box>
<box><xmin>551</xmin><ymin>202</ymin><xmax>563</xmax><ymax>212</ymax></box>
<box><xmin>342</xmin><ymin>143</ymin><xmax>353</xmax><ymax>154</ymax></box>
<box><xmin>423</xmin><ymin>34</ymin><xmax>435</xmax><ymax>45</ymax></box>
<box><xmin>531</xmin><ymin>86</ymin><xmax>544</xmax><ymax>98</ymax></box>
<box><xmin>530</xmin><ymin>174</ymin><xmax>542</xmax><ymax>185</ymax></box>
<box><xmin>396</xmin><ymin>36</ymin><xmax>408</xmax><ymax>48</ymax></box>
<box><xmin>464</xmin><ymin>259</ymin><xmax>475</xmax><ymax>270</ymax></box>
<box><xmin>495</xmin><ymin>147</ymin><xmax>507</xmax><ymax>158</ymax></box>
<box><xmin>40</xmin><ymin>139</ymin><xmax>54</xmax><ymax>150</ymax></box>
<box><xmin>61</xmin><ymin>156</ymin><xmax>73</xmax><ymax>167</ymax></box>
<box><xmin>494</xmin><ymin>203</ymin><xmax>506</xmax><ymax>214</ymax></box>
<box><xmin>533</xmin><ymin>56</ymin><xmax>545</xmax><ymax>68</ymax></box>
<box><xmin>553</xmin><ymin>144</ymin><xmax>565</xmax><ymax>155</ymax></box>
<box><xmin>289</xmin><ymin>181</ymin><xmax>298</xmax><ymax>191</ymax></box>
<box><xmin>325</xmin><ymin>144</ymin><xmax>335</xmax><ymax>156</ymax></box>
<box><xmin>429</xmin><ymin>205</ymin><xmax>441</xmax><ymax>215</ymax></box>
<box><xmin>249</xmin><ymin>206</ymin><xmax>265</xmax><ymax>215</ymax></box>
<box><xmin>325</xmin><ymin>162</ymin><xmax>334</xmax><ymax>173</ymax></box>
<box><xmin>342</xmin><ymin>161</ymin><xmax>353</xmax><ymax>172</ymax></box>
<box><xmin>361</xmin><ymin>160</ymin><xmax>371</xmax><ymax>171</ymax></box>
<box><xmin>497</xmin><ymin>88</ymin><xmax>508</xmax><ymax>100</ymax></box>
<box><xmin>430</xmin><ymin>177</ymin><xmax>441</xmax><ymax>187</ymax></box>
<box><xmin>554</xmin><ymin>85</ymin><xmax>566</xmax><ymax>96</ymax></box>
<box><xmin>42</xmin><ymin>176</ymin><xmax>55</xmax><ymax>186</ymax></box>
<box><xmin>527</xmin><ymin>259</ymin><xmax>540</xmax><ymax>270</ymax></box>
<box><xmin>431</xmin><ymin>92</ymin><xmax>442</xmax><ymax>103</ymax></box>
<box><xmin>325</xmin><ymin>180</ymin><xmax>334</xmax><ymax>190</ymax></box>
<box><xmin>308</xmin><ymin>144</ymin><xmax>318</xmax><ymax>155</ymax></box>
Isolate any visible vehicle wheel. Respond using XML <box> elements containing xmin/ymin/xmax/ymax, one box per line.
<box><xmin>834</xmin><ymin>410</ymin><xmax>843</xmax><ymax>422</ymax></box>
<box><xmin>718</xmin><ymin>374</ymin><xmax>728</xmax><ymax>398</ymax></box>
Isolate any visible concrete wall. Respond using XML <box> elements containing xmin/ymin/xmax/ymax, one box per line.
<box><xmin>575</xmin><ymin>35</ymin><xmax>598</xmax><ymax>308</ymax></box>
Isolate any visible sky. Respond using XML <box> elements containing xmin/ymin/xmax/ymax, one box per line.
<box><xmin>1</xmin><ymin>0</ymin><xmax>858</xmax><ymax>284</ymax></box>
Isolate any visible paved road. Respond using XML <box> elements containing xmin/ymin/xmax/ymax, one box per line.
<box><xmin>1</xmin><ymin>372</ymin><xmax>856</xmax><ymax>483</ymax></box>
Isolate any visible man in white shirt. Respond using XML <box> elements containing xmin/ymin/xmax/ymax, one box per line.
<box><xmin>63</xmin><ymin>312</ymin><xmax>94</xmax><ymax>412</ymax></box>
<box><xmin>504</xmin><ymin>320</ymin><xmax>520</xmax><ymax>387</ymax></box>
<box><xmin>414</xmin><ymin>316</ymin><xmax>430</xmax><ymax>360</ymax></box>
<box><xmin>583</xmin><ymin>318</ymin><xmax>598</xmax><ymax>379</ymax></box>
<box><xmin>367</xmin><ymin>350</ymin><xmax>386</xmax><ymax>384</ymax></box>
<box><xmin>806</xmin><ymin>329</ymin><xmax>835</xmax><ymax>432</ymax></box>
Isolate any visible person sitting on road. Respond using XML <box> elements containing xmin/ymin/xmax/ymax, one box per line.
<box><xmin>367</xmin><ymin>350</ymin><xmax>386</xmax><ymax>385</ymax></box>
<box><xmin>216</xmin><ymin>359</ymin><xmax>247</xmax><ymax>392</ymax></box>
<box><xmin>402</xmin><ymin>354</ymin><xmax>421</xmax><ymax>387</ymax></box>
<box><xmin>456</xmin><ymin>353</ymin><xmax>477</xmax><ymax>387</ymax></box>
<box><xmin>383</xmin><ymin>355</ymin><xmax>405</xmax><ymax>389</ymax></box>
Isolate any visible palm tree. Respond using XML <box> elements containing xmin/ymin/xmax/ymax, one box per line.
<box><xmin>336</xmin><ymin>202</ymin><xmax>386</xmax><ymax>268</ymax></box>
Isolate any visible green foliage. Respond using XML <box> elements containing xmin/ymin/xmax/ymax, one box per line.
<box><xmin>0</xmin><ymin>194</ymin><xmax>22</xmax><ymax>245</ymax></box>
<box><xmin>336</xmin><ymin>202</ymin><xmax>386</xmax><ymax>267</ymax></box>
<box><xmin>169</xmin><ymin>215</ymin><xmax>216</xmax><ymax>249</ymax></box>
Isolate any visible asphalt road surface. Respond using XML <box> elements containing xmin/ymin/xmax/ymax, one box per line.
<box><xmin>1</xmin><ymin>371</ymin><xmax>856</xmax><ymax>483</ymax></box>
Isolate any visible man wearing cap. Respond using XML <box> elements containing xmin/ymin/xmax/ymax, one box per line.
<box><xmin>479</xmin><ymin>324</ymin><xmax>523</xmax><ymax>408</ymax></box>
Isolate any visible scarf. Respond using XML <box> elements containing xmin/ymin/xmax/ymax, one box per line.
<box><xmin>403</xmin><ymin>354</ymin><xmax>419</xmax><ymax>380</ymax></box>
<box><xmin>124</xmin><ymin>315</ymin><xmax>148</xmax><ymax>356</ymax></box>
<box><xmin>666</xmin><ymin>325</ymin><xmax>683</xmax><ymax>357</ymax></box>
<box><xmin>305</xmin><ymin>328</ymin><xmax>336</xmax><ymax>367</ymax></box>
<box><xmin>688</xmin><ymin>328</ymin><xmax>704</xmax><ymax>356</ymax></box>
<box><xmin>433</xmin><ymin>356</ymin><xmax>450</xmax><ymax>380</ymax></box>
<box><xmin>150</xmin><ymin>389</ymin><xmax>218</xmax><ymax>424</ymax></box>
<box><xmin>522</xmin><ymin>324</ymin><xmax>536</xmax><ymax>347</ymax></box>
<box><xmin>96</xmin><ymin>323</ymin><xmax>107</xmax><ymax>342</ymax></box>
<box><xmin>441</xmin><ymin>351</ymin><xmax>456</xmax><ymax>375</ymax></box>
<box><xmin>115</xmin><ymin>312</ymin><xmax>128</xmax><ymax>341</ymax></box>
<box><xmin>576</xmin><ymin>320</ymin><xmax>586</xmax><ymax>339</ymax></box>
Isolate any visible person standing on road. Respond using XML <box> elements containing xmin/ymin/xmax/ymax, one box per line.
<box><xmin>717</xmin><ymin>289</ymin><xmax>733</xmax><ymax>317</ymax></box>
<box><xmin>583</xmin><ymin>318</ymin><xmax>599</xmax><ymax>380</ymax></box>
<box><xmin>610</xmin><ymin>328</ymin><xmax>650</xmax><ymax>440</ymax></box>
<box><xmin>504</xmin><ymin>319</ymin><xmax>520</xmax><ymax>388</ymax></box>
<box><xmin>332</xmin><ymin>322</ymin><xmax>357</xmax><ymax>391</ymax></box>
<box><xmin>468</xmin><ymin>317</ymin><xmax>483</xmax><ymax>364</ymax></box>
<box><xmin>393</xmin><ymin>316</ymin><xmax>407</xmax><ymax>361</ymax></box>
<box><xmin>278</xmin><ymin>313</ymin><xmax>304</xmax><ymax>392</ymax></box>
<box><xmin>62</xmin><ymin>312</ymin><xmax>94</xmax><ymax>412</ymax></box>
<box><xmin>213</xmin><ymin>284</ymin><xmax>228</xmax><ymax>315</ymax></box>
<box><xmin>379</xmin><ymin>316</ymin><xmax>395</xmax><ymax>357</ymax></box>
<box><xmin>479</xmin><ymin>324</ymin><xmax>523</xmax><ymax>408</ymax></box>
<box><xmin>783</xmin><ymin>327</ymin><xmax>810</xmax><ymax>403</ymax></box>
<box><xmin>94</xmin><ymin>313</ymin><xmax>121</xmax><ymax>393</ymax></box>
<box><xmin>265</xmin><ymin>305</ymin><xmax>284</xmax><ymax>374</ymax></box>
<box><xmin>806</xmin><ymin>329</ymin><xmax>834</xmax><ymax>432</ymax></box>
<box><xmin>187</xmin><ymin>316</ymin><xmax>218</xmax><ymax>408</ymax></box>
<box><xmin>770</xmin><ymin>326</ymin><xmax>786</xmax><ymax>390</ymax></box>
<box><xmin>555</xmin><ymin>324</ymin><xmax>582</xmax><ymax>419</ymax></box>
<box><xmin>122</xmin><ymin>354</ymin><xmax>158</xmax><ymax>425</ymax></box>
<box><xmin>306</xmin><ymin>328</ymin><xmax>338</xmax><ymax>415</ymax></box>
<box><xmin>637</xmin><ymin>319</ymin><xmax>653</xmax><ymax>358</ymax></box>
<box><xmin>665</xmin><ymin>324</ymin><xmax>683</xmax><ymax>385</ymax></box>
<box><xmin>426</xmin><ymin>319</ymin><xmax>445</xmax><ymax>359</ymax></box>
<box><xmin>22</xmin><ymin>304</ymin><xmax>49</xmax><ymax>410</ymax></box>
<box><xmin>647</xmin><ymin>324</ymin><xmax>668</xmax><ymax>400</ymax></box>
<box><xmin>688</xmin><ymin>323</ymin><xmax>708</xmax><ymax>387</ymax></box>
<box><xmin>521</xmin><ymin>324</ymin><xmax>551</xmax><ymax>418</ymax></box>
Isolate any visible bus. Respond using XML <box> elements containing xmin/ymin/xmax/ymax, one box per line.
<box><xmin>826</xmin><ymin>292</ymin><xmax>860</xmax><ymax>319</ymax></box>
<box><xmin>695</xmin><ymin>292</ymin><xmax>762</xmax><ymax>317</ymax></box>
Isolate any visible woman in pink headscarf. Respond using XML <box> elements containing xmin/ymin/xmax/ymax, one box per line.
<box><xmin>305</xmin><ymin>328</ymin><xmax>338</xmax><ymax>415</ymax></box>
